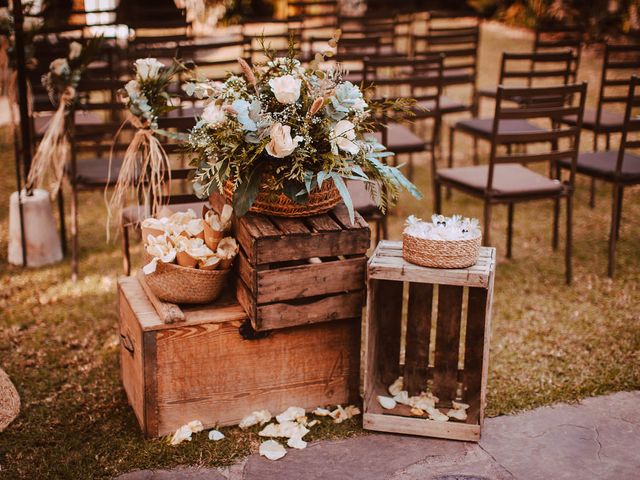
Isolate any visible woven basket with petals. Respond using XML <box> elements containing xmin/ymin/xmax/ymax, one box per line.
<box><xmin>224</xmin><ymin>178</ymin><xmax>342</xmax><ymax>217</ymax></box>
<box><xmin>143</xmin><ymin>253</ymin><xmax>231</xmax><ymax>304</ymax></box>
<box><xmin>402</xmin><ymin>232</ymin><xmax>482</xmax><ymax>269</ymax></box>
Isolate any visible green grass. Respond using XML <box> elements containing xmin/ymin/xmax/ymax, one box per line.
<box><xmin>1</xmin><ymin>23</ymin><xmax>639</xmax><ymax>479</ymax></box>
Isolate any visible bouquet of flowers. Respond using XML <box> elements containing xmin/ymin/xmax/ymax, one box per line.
<box><xmin>184</xmin><ymin>38</ymin><xmax>421</xmax><ymax>221</ymax></box>
<box><xmin>26</xmin><ymin>36</ymin><xmax>103</xmax><ymax>194</ymax></box>
<box><xmin>107</xmin><ymin>58</ymin><xmax>188</xmax><ymax>233</ymax></box>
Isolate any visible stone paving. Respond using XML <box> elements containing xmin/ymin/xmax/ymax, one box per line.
<box><xmin>119</xmin><ymin>390</ymin><xmax>640</xmax><ymax>480</ymax></box>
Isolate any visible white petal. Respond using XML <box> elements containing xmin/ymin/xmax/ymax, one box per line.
<box><xmin>276</xmin><ymin>406</ymin><xmax>306</xmax><ymax>424</ymax></box>
<box><xmin>208</xmin><ymin>429</ymin><xmax>225</xmax><ymax>441</ymax></box>
<box><xmin>239</xmin><ymin>413</ymin><xmax>258</xmax><ymax>429</ymax></box>
<box><xmin>393</xmin><ymin>391</ymin><xmax>410</xmax><ymax>406</ymax></box>
<box><xmin>447</xmin><ymin>409</ymin><xmax>468</xmax><ymax>421</ymax></box>
<box><xmin>429</xmin><ymin>409</ymin><xmax>449</xmax><ymax>422</ymax></box>
<box><xmin>259</xmin><ymin>440</ymin><xmax>287</xmax><ymax>461</ymax></box>
<box><xmin>388</xmin><ymin>377</ymin><xmax>404</xmax><ymax>396</ymax></box>
<box><xmin>188</xmin><ymin>420</ymin><xmax>204</xmax><ymax>433</ymax></box>
<box><xmin>452</xmin><ymin>401</ymin><xmax>470</xmax><ymax>411</ymax></box>
<box><xmin>170</xmin><ymin>425</ymin><xmax>193</xmax><ymax>445</ymax></box>
<box><xmin>377</xmin><ymin>395</ymin><xmax>397</xmax><ymax>410</ymax></box>
<box><xmin>287</xmin><ymin>435</ymin><xmax>307</xmax><ymax>449</ymax></box>
<box><xmin>312</xmin><ymin>407</ymin><xmax>331</xmax><ymax>417</ymax></box>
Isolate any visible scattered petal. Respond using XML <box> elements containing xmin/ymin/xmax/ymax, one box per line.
<box><xmin>307</xmin><ymin>419</ymin><xmax>319</xmax><ymax>428</ymax></box>
<box><xmin>388</xmin><ymin>377</ymin><xmax>404</xmax><ymax>396</ymax></box>
<box><xmin>239</xmin><ymin>410</ymin><xmax>272</xmax><ymax>429</ymax></box>
<box><xmin>170</xmin><ymin>425</ymin><xmax>193</xmax><ymax>445</ymax></box>
<box><xmin>377</xmin><ymin>395</ymin><xmax>397</xmax><ymax>410</ymax></box>
<box><xmin>452</xmin><ymin>401</ymin><xmax>470</xmax><ymax>411</ymax></box>
<box><xmin>428</xmin><ymin>408</ymin><xmax>449</xmax><ymax>422</ymax></box>
<box><xmin>208</xmin><ymin>429</ymin><xmax>225</xmax><ymax>441</ymax></box>
<box><xmin>259</xmin><ymin>440</ymin><xmax>287</xmax><ymax>461</ymax></box>
<box><xmin>287</xmin><ymin>434</ymin><xmax>308</xmax><ymax>449</ymax></box>
<box><xmin>276</xmin><ymin>406</ymin><xmax>306</xmax><ymax>424</ymax></box>
<box><xmin>312</xmin><ymin>407</ymin><xmax>331</xmax><ymax>417</ymax></box>
<box><xmin>447</xmin><ymin>409</ymin><xmax>468</xmax><ymax>421</ymax></box>
<box><xmin>393</xmin><ymin>390</ymin><xmax>410</xmax><ymax>406</ymax></box>
<box><xmin>344</xmin><ymin>405</ymin><xmax>361</xmax><ymax>417</ymax></box>
<box><xmin>410</xmin><ymin>407</ymin><xmax>425</xmax><ymax>416</ymax></box>
<box><xmin>188</xmin><ymin>420</ymin><xmax>204</xmax><ymax>433</ymax></box>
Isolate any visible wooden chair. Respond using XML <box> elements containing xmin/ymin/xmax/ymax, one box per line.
<box><xmin>533</xmin><ymin>23</ymin><xmax>583</xmax><ymax>84</ymax></box>
<box><xmin>558</xmin><ymin>75</ymin><xmax>640</xmax><ymax>277</ymax></box>
<box><xmin>434</xmin><ymin>82</ymin><xmax>587</xmax><ymax>284</ymax></box>
<box><xmin>121</xmin><ymin>115</ymin><xmax>204</xmax><ymax>275</ymax></box>
<box><xmin>560</xmin><ymin>44</ymin><xmax>640</xmax><ymax>207</ymax></box>
<box><xmin>450</xmin><ymin>50</ymin><xmax>573</xmax><ymax>167</ymax></box>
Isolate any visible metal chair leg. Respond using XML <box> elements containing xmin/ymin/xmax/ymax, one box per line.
<box><xmin>506</xmin><ymin>202</ymin><xmax>514</xmax><ymax>259</ymax></box>
<box><xmin>608</xmin><ymin>185</ymin><xmax>623</xmax><ymax>278</ymax></box>
<box><xmin>565</xmin><ymin>194</ymin><xmax>573</xmax><ymax>285</ymax></box>
<box><xmin>122</xmin><ymin>224</ymin><xmax>131</xmax><ymax>276</ymax></box>
<box><xmin>483</xmin><ymin>200</ymin><xmax>492</xmax><ymax>247</ymax></box>
<box><xmin>57</xmin><ymin>189</ymin><xmax>67</xmax><ymax>257</ymax></box>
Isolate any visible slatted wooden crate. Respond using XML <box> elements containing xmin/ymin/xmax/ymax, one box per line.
<box><xmin>233</xmin><ymin>204</ymin><xmax>370</xmax><ymax>331</ymax></box>
<box><xmin>363</xmin><ymin>241</ymin><xmax>496</xmax><ymax>442</ymax></box>
<box><xmin>118</xmin><ymin>276</ymin><xmax>360</xmax><ymax>437</ymax></box>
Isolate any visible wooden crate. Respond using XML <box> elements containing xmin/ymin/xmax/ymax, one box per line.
<box><xmin>233</xmin><ymin>204</ymin><xmax>370</xmax><ymax>331</ymax></box>
<box><xmin>363</xmin><ymin>241</ymin><xmax>496</xmax><ymax>442</ymax></box>
<box><xmin>118</xmin><ymin>276</ymin><xmax>360</xmax><ymax>437</ymax></box>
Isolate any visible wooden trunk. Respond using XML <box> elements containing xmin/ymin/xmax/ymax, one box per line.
<box><xmin>233</xmin><ymin>204</ymin><xmax>370</xmax><ymax>331</ymax></box>
<box><xmin>118</xmin><ymin>276</ymin><xmax>360</xmax><ymax>437</ymax></box>
<box><xmin>363</xmin><ymin>241</ymin><xmax>496</xmax><ymax>442</ymax></box>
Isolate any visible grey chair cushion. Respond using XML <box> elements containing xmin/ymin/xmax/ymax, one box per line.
<box><xmin>75</xmin><ymin>157</ymin><xmax>126</xmax><ymax>187</ymax></box>
<box><xmin>558</xmin><ymin>150</ymin><xmax>640</xmax><ymax>181</ymax></box>
<box><xmin>562</xmin><ymin>108</ymin><xmax>625</xmax><ymax>131</ymax></box>
<box><xmin>372</xmin><ymin>123</ymin><xmax>426</xmax><ymax>153</ymax></box>
<box><xmin>454</xmin><ymin>117</ymin><xmax>547</xmax><ymax>139</ymax></box>
<box><xmin>415</xmin><ymin>95</ymin><xmax>469</xmax><ymax>115</ymax></box>
<box><xmin>437</xmin><ymin>163</ymin><xmax>563</xmax><ymax>197</ymax></box>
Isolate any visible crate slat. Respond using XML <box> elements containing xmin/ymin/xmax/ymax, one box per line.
<box><xmin>433</xmin><ymin>285</ymin><xmax>464</xmax><ymax>402</ymax></box>
<box><xmin>404</xmin><ymin>283</ymin><xmax>433</xmax><ymax>395</ymax></box>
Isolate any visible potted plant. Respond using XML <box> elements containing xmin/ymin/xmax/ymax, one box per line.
<box><xmin>184</xmin><ymin>35</ymin><xmax>421</xmax><ymax>222</ymax></box>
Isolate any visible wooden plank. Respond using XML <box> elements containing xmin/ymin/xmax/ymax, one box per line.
<box><xmin>143</xmin><ymin>330</ymin><xmax>158</xmax><ymax>437</ymax></box>
<box><xmin>246</xmin><ymin>214</ymin><xmax>281</xmax><ymax>237</ymax></box>
<box><xmin>479</xmin><ymin>270</ymin><xmax>495</xmax><ymax>425</ymax></box>
<box><xmin>118</xmin><ymin>284</ymin><xmax>147</xmax><ymax>434</ymax></box>
<box><xmin>256</xmin><ymin>257</ymin><xmax>366</xmax><ymax>304</ymax></box>
<box><xmin>304</xmin><ymin>213</ymin><xmax>342</xmax><ymax>232</ymax></box>
<box><xmin>154</xmin><ymin>318</ymin><xmax>360</xmax><ymax>436</ymax></box>
<box><xmin>254</xmin><ymin>290</ymin><xmax>364</xmax><ymax>331</ymax></box>
<box><xmin>373</xmin><ymin>279</ymin><xmax>404</xmax><ymax>385</ymax></box>
<box><xmin>270</xmin><ymin>217</ymin><xmax>311</xmax><ymax>235</ymax></box>
<box><xmin>136</xmin><ymin>271</ymin><xmax>185</xmax><ymax>324</ymax></box>
<box><xmin>363</xmin><ymin>413</ymin><xmax>480</xmax><ymax>442</ymax></box>
<box><xmin>463</xmin><ymin>286</ymin><xmax>488</xmax><ymax>426</ymax></box>
<box><xmin>235</xmin><ymin>249</ymin><xmax>256</xmax><ymax>294</ymax></box>
<box><xmin>235</xmin><ymin>276</ymin><xmax>257</xmax><ymax>322</ymax></box>
<box><xmin>369</xmin><ymin>263</ymin><xmax>490</xmax><ymax>288</ymax></box>
<box><xmin>331</xmin><ymin>203</ymin><xmax>369</xmax><ymax>230</ymax></box>
<box><xmin>433</xmin><ymin>285</ymin><xmax>464</xmax><ymax>402</ymax></box>
<box><xmin>404</xmin><ymin>283</ymin><xmax>433</xmax><ymax>396</ymax></box>
<box><xmin>254</xmin><ymin>229</ymin><xmax>371</xmax><ymax>265</ymax></box>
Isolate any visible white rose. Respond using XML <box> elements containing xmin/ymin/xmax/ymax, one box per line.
<box><xmin>202</xmin><ymin>103</ymin><xmax>226</xmax><ymax>128</ymax></box>
<box><xmin>135</xmin><ymin>58</ymin><xmax>164</xmax><ymax>80</ymax></box>
<box><xmin>50</xmin><ymin>58</ymin><xmax>69</xmax><ymax>76</ymax></box>
<box><xmin>266</xmin><ymin>122</ymin><xmax>303</xmax><ymax>158</ymax></box>
<box><xmin>69</xmin><ymin>41</ymin><xmax>82</xmax><ymax>60</ymax></box>
<box><xmin>124</xmin><ymin>79</ymin><xmax>140</xmax><ymax>99</ymax></box>
<box><xmin>332</xmin><ymin>120</ymin><xmax>360</xmax><ymax>155</ymax></box>
<box><xmin>268</xmin><ymin>74</ymin><xmax>302</xmax><ymax>104</ymax></box>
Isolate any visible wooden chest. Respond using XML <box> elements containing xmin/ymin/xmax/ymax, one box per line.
<box><xmin>233</xmin><ymin>204</ymin><xmax>370</xmax><ymax>331</ymax></box>
<box><xmin>118</xmin><ymin>276</ymin><xmax>360</xmax><ymax>437</ymax></box>
<box><xmin>363</xmin><ymin>241</ymin><xmax>496</xmax><ymax>442</ymax></box>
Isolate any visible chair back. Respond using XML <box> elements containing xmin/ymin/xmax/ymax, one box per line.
<box><xmin>595</xmin><ymin>44</ymin><xmax>640</xmax><ymax>129</ymax></box>
<box><xmin>533</xmin><ymin>24</ymin><xmax>584</xmax><ymax>83</ymax></box>
<box><xmin>486</xmin><ymin>82</ymin><xmax>587</xmax><ymax>192</ymax></box>
<box><xmin>497</xmin><ymin>51</ymin><xmax>573</xmax><ymax>89</ymax></box>
<box><xmin>617</xmin><ymin>75</ymin><xmax>640</xmax><ymax>179</ymax></box>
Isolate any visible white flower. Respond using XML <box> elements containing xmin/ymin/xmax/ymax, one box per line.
<box><xmin>50</xmin><ymin>58</ymin><xmax>70</xmax><ymax>76</ymax></box>
<box><xmin>124</xmin><ymin>80</ymin><xmax>140</xmax><ymax>100</ymax></box>
<box><xmin>331</xmin><ymin>120</ymin><xmax>359</xmax><ymax>155</ymax></box>
<box><xmin>135</xmin><ymin>58</ymin><xmax>164</xmax><ymax>80</ymax></box>
<box><xmin>266</xmin><ymin>122</ymin><xmax>303</xmax><ymax>158</ymax></box>
<box><xmin>68</xmin><ymin>41</ymin><xmax>82</xmax><ymax>60</ymax></box>
<box><xmin>202</xmin><ymin>103</ymin><xmax>226</xmax><ymax>128</ymax></box>
<box><xmin>268</xmin><ymin>74</ymin><xmax>302</xmax><ymax>104</ymax></box>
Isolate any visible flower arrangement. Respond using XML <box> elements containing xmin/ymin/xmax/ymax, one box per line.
<box><xmin>404</xmin><ymin>214</ymin><xmax>480</xmax><ymax>241</ymax></box>
<box><xmin>107</xmin><ymin>58</ymin><xmax>189</xmax><ymax>233</ymax></box>
<box><xmin>184</xmin><ymin>37</ymin><xmax>421</xmax><ymax>221</ymax></box>
<box><xmin>26</xmin><ymin>37</ymin><xmax>103</xmax><ymax>194</ymax></box>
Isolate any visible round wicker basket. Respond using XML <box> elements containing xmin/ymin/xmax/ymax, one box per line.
<box><xmin>143</xmin><ymin>254</ymin><xmax>231</xmax><ymax>304</ymax></box>
<box><xmin>223</xmin><ymin>179</ymin><xmax>342</xmax><ymax>217</ymax></box>
<box><xmin>402</xmin><ymin>232</ymin><xmax>482</xmax><ymax>269</ymax></box>
<box><xmin>0</xmin><ymin>368</ymin><xmax>20</xmax><ymax>432</ymax></box>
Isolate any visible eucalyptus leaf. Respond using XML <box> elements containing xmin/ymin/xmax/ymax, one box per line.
<box><xmin>233</xmin><ymin>167</ymin><xmax>264</xmax><ymax>216</ymax></box>
<box><xmin>330</xmin><ymin>173</ymin><xmax>355</xmax><ymax>224</ymax></box>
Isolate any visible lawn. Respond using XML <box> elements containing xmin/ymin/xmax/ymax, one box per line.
<box><xmin>0</xmin><ymin>22</ymin><xmax>639</xmax><ymax>479</ymax></box>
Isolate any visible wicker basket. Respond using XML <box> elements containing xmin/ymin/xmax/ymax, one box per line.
<box><xmin>223</xmin><ymin>178</ymin><xmax>342</xmax><ymax>217</ymax></box>
<box><xmin>143</xmin><ymin>254</ymin><xmax>231</xmax><ymax>304</ymax></box>
<box><xmin>0</xmin><ymin>368</ymin><xmax>20</xmax><ymax>432</ymax></box>
<box><xmin>402</xmin><ymin>232</ymin><xmax>482</xmax><ymax>269</ymax></box>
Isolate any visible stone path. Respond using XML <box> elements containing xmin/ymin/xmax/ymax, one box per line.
<box><xmin>119</xmin><ymin>391</ymin><xmax>640</xmax><ymax>480</ymax></box>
